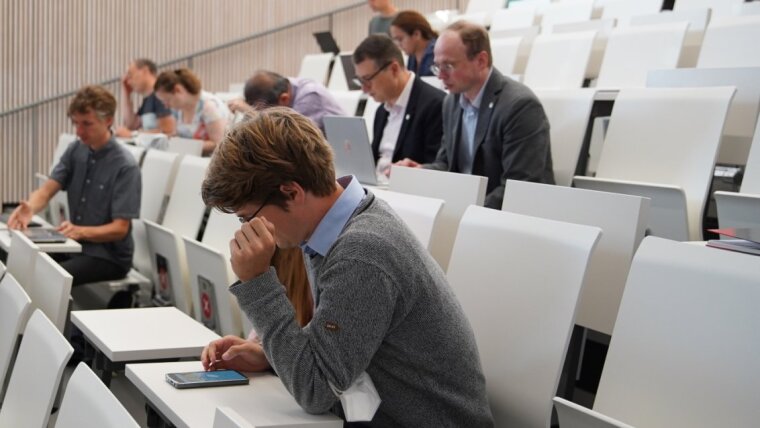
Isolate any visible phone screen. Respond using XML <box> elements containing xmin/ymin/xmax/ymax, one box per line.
<box><xmin>166</xmin><ymin>370</ymin><xmax>249</xmax><ymax>389</ymax></box>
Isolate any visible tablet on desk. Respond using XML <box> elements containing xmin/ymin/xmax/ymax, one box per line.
<box><xmin>22</xmin><ymin>228</ymin><xmax>68</xmax><ymax>244</ymax></box>
<box><xmin>166</xmin><ymin>369</ymin><xmax>249</xmax><ymax>389</ymax></box>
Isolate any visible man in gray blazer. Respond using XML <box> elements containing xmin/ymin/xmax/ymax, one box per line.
<box><xmin>396</xmin><ymin>21</ymin><xmax>554</xmax><ymax>209</ymax></box>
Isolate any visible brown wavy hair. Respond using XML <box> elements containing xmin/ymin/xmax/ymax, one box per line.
<box><xmin>202</xmin><ymin>107</ymin><xmax>336</xmax><ymax>212</ymax></box>
<box><xmin>154</xmin><ymin>68</ymin><xmax>202</xmax><ymax>95</ymax></box>
<box><xmin>67</xmin><ymin>85</ymin><xmax>117</xmax><ymax>120</ymax></box>
<box><xmin>392</xmin><ymin>10</ymin><xmax>438</xmax><ymax>40</ymax></box>
<box><xmin>272</xmin><ymin>248</ymin><xmax>313</xmax><ymax>326</ymax></box>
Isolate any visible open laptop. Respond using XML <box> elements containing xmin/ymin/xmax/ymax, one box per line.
<box><xmin>324</xmin><ymin>116</ymin><xmax>385</xmax><ymax>187</ymax></box>
<box><xmin>339</xmin><ymin>54</ymin><xmax>362</xmax><ymax>91</ymax></box>
<box><xmin>22</xmin><ymin>228</ymin><xmax>67</xmax><ymax>244</ymax></box>
<box><xmin>313</xmin><ymin>31</ymin><xmax>340</xmax><ymax>55</ymax></box>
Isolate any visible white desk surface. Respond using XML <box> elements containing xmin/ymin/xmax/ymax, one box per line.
<box><xmin>126</xmin><ymin>361</ymin><xmax>342</xmax><ymax>428</ymax></box>
<box><xmin>71</xmin><ymin>307</ymin><xmax>220</xmax><ymax>362</ymax></box>
<box><xmin>0</xmin><ymin>218</ymin><xmax>82</xmax><ymax>253</ymax></box>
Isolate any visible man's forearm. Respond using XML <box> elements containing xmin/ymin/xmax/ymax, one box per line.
<box><xmin>120</xmin><ymin>89</ymin><xmax>139</xmax><ymax>129</ymax></box>
<box><xmin>75</xmin><ymin>220</ymin><xmax>130</xmax><ymax>242</ymax></box>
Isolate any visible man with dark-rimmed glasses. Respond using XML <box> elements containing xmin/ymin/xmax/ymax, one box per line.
<box><xmin>396</xmin><ymin>21</ymin><xmax>555</xmax><ymax>209</ymax></box>
<box><xmin>353</xmin><ymin>34</ymin><xmax>445</xmax><ymax>180</ymax></box>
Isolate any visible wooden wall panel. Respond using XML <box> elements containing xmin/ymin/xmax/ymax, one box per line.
<box><xmin>1</xmin><ymin>0</ymin><xmax>459</xmax><ymax>203</ymax></box>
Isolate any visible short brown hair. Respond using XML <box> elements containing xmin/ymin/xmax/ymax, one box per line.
<box><xmin>154</xmin><ymin>68</ymin><xmax>202</xmax><ymax>95</ymax></box>
<box><xmin>202</xmin><ymin>107</ymin><xmax>336</xmax><ymax>213</ymax></box>
<box><xmin>67</xmin><ymin>85</ymin><xmax>117</xmax><ymax>120</ymax></box>
<box><xmin>392</xmin><ymin>10</ymin><xmax>438</xmax><ymax>40</ymax></box>
<box><xmin>353</xmin><ymin>34</ymin><xmax>405</xmax><ymax>69</ymax></box>
<box><xmin>133</xmin><ymin>58</ymin><xmax>158</xmax><ymax>75</ymax></box>
<box><xmin>446</xmin><ymin>20</ymin><xmax>492</xmax><ymax>67</ymax></box>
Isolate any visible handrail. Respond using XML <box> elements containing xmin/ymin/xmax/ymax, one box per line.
<box><xmin>0</xmin><ymin>0</ymin><xmax>365</xmax><ymax>118</ymax></box>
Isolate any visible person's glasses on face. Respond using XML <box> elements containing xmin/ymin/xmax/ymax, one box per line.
<box><xmin>430</xmin><ymin>62</ymin><xmax>456</xmax><ymax>77</ymax></box>
<box><xmin>352</xmin><ymin>61</ymin><xmax>393</xmax><ymax>88</ymax></box>
<box><xmin>238</xmin><ymin>193</ymin><xmax>272</xmax><ymax>224</ymax></box>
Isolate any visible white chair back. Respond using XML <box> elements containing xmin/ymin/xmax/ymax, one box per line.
<box><xmin>490</xmin><ymin>6</ymin><xmax>538</xmax><ymax>33</ymax></box>
<box><xmin>328</xmin><ymin>90</ymin><xmax>363</xmax><ymax>116</ymax></box>
<box><xmin>540</xmin><ymin>0</ymin><xmax>595</xmax><ymax>32</ymax></box>
<box><xmin>213</xmin><ymin>406</ymin><xmax>256</xmax><ymax>428</ymax></box>
<box><xmin>674</xmin><ymin>0</ymin><xmax>744</xmax><ymax>17</ymax></box>
<box><xmin>162</xmin><ymin>155</ymin><xmax>210</xmax><ymax>239</ymax></box>
<box><xmin>0</xmin><ymin>273</ymin><xmax>32</xmax><ymax>400</ymax></box>
<box><xmin>50</xmin><ymin>133</ymin><xmax>77</xmax><ymax>173</ymax></box>
<box><xmin>327</xmin><ymin>52</ymin><xmax>353</xmax><ymax>91</ymax></box>
<box><xmin>453</xmin><ymin>12</ymin><xmax>489</xmax><ymax>27</ymax></box>
<box><xmin>465</xmin><ymin>0</ymin><xmax>504</xmax><ymax>16</ymax></box>
<box><xmin>31</xmin><ymin>252</ymin><xmax>73</xmax><ymax>333</ymax></box>
<box><xmin>55</xmin><ymin>362</ymin><xmax>139</xmax><ymax>428</ymax></box>
<box><xmin>297</xmin><ymin>53</ymin><xmax>334</xmax><ymax>85</ymax></box>
<box><xmin>714</xmin><ymin>192</ymin><xmax>760</xmax><ymax>229</ymax></box>
<box><xmin>741</xmin><ymin>120</ymin><xmax>760</xmax><ymax>193</ymax></box>
<box><xmin>185</xmin><ymin>238</ymin><xmax>242</xmax><ymax>337</ymax></box>
<box><xmin>447</xmin><ymin>207</ymin><xmax>601</xmax><ymax>427</ymax></box>
<box><xmin>629</xmin><ymin>8</ymin><xmax>711</xmax><ymax>67</ymax></box>
<box><xmin>491</xmin><ymin>37</ymin><xmax>529</xmax><ymax>75</ymax></box>
<box><xmin>362</xmin><ymin>97</ymin><xmax>381</xmax><ymax>136</ymax></box>
<box><xmin>503</xmin><ymin>180</ymin><xmax>649</xmax><ymax>335</ymax></box>
<box><xmin>523</xmin><ymin>31</ymin><xmax>597</xmax><ymax>89</ymax></box>
<box><xmin>533</xmin><ymin>89</ymin><xmax>595</xmax><ymax>186</ymax></box>
<box><xmin>145</xmin><ymin>220</ymin><xmax>193</xmax><ymax>316</ymax></box>
<box><xmin>167</xmin><ymin>137</ymin><xmax>203</xmax><ymax>157</ymax></box>
<box><xmin>140</xmin><ymin>149</ymin><xmax>181</xmax><ymax>222</ymax></box>
<box><xmin>601</xmin><ymin>0</ymin><xmax>664</xmax><ymax>22</ymax></box>
<box><xmin>120</xmin><ymin>143</ymin><xmax>146</xmax><ymax>164</ymax></box>
<box><xmin>133</xmin><ymin>149</ymin><xmax>182</xmax><ymax>275</ymax></box>
<box><xmin>7</xmin><ymin>230</ymin><xmax>39</xmax><ymax>292</ymax></box>
<box><xmin>594</xmin><ymin>237</ymin><xmax>760</xmax><ymax>427</ymax></box>
<box><xmin>698</xmin><ymin>15</ymin><xmax>760</xmax><ymax>68</ymax></box>
<box><xmin>550</xmin><ymin>19</ymin><xmax>615</xmax><ymax>80</ymax></box>
<box><xmin>596</xmin><ymin>22</ymin><xmax>688</xmax><ymax>89</ymax></box>
<box><xmin>371</xmin><ymin>189</ymin><xmax>445</xmax><ymax>250</ymax></box>
<box><xmin>389</xmin><ymin>166</ymin><xmax>487</xmax><ymax>271</ymax></box>
<box><xmin>0</xmin><ymin>310</ymin><xmax>73</xmax><ymax>428</ymax></box>
<box><xmin>553</xmin><ymin>397</ymin><xmax>634</xmax><ymax>428</ymax></box>
<box><xmin>647</xmin><ymin>67</ymin><xmax>760</xmax><ymax>166</ymax></box>
<box><xmin>583</xmin><ymin>87</ymin><xmax>735</xmax><ymax>241</ymax></box>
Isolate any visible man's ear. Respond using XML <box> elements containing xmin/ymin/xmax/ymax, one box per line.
<box><xmin>278</xmin><ymin>92</ymin><xmax>291</xmax><ymax>107</ymax></box>
<box><xmin>279</xmin><ymin>182</ymin><xmax>303</xmax><ymax>201</ymax></box>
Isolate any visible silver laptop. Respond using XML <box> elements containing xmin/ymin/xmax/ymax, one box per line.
<box><xmin>324</xmin><ymin>116</ymin><xmax>383</xmax><ymax>186</ymax></box>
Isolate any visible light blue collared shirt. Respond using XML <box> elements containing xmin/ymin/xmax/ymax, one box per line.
<box><xmin>457</xmin><ymin>68</ymin><xmax>493</xmax><ymax>174</ymax></box>
<box><xmin>300</xmin><ymin>175</ymin><xmax>365</xmax><ymax>308</ymax></box>
<box><xmin>301</xmin><ymin>175</ymin><xmax>365</xmax><ymax>257</ymax></box>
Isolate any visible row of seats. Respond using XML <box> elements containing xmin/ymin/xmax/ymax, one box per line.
<box><xmin>0</xmin><ymin>274</ymin><xmax>139</xmax><ymax>427</ymax></box>
<box><xmin>3</xmin><ymin>151</ymin><xmax>758</xmax><ymax>427</ymax></box>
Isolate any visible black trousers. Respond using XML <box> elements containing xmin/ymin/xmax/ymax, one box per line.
<box><xmin>51</xmin><ymin>253</ymin><xmax>128</xmax><ymax>286</ymax></box>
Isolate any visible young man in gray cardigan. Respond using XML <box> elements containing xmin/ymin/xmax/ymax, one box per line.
<box><xmin>200</xmin><ymin>108</ymin><xmax>493</xmax><ymax>426</ymax></box>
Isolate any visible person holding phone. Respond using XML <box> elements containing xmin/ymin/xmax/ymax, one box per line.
<box><xmin>199</xmin><ymin>108</ymin><xmax>493</xmax><ymax>426</ymax></box>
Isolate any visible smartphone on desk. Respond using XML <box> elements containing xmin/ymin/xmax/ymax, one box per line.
<box><xmin>165</xmin><ymin>369</ymin><xmax>249</xmax><ymax>389</ymax></box>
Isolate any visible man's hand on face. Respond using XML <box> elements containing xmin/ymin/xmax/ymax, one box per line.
<box><xmin>229</xmin><ymin>216</ymin><xmax>277</xmax><ymax>282</ymax></box>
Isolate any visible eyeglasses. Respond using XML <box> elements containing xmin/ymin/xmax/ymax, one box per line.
<box><xmin>352</xmin><ymin>61</ymin><xmax>392</xmax><ymax>87</ymax></box>
<box><xmin>430</xmin><ymin>62</ymin><xmax>456</xmax><ymax>76</ymax></box>
<box><xmin>237</xmin><ymin>193</ymin><xmax>272</xmax><ymax>224</ymax></box>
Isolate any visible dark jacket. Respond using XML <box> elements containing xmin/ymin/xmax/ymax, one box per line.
<box><xmin>371</xmin><ymin>77</ymin><xmax>445</xmax><ymax>165</ymax></box>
